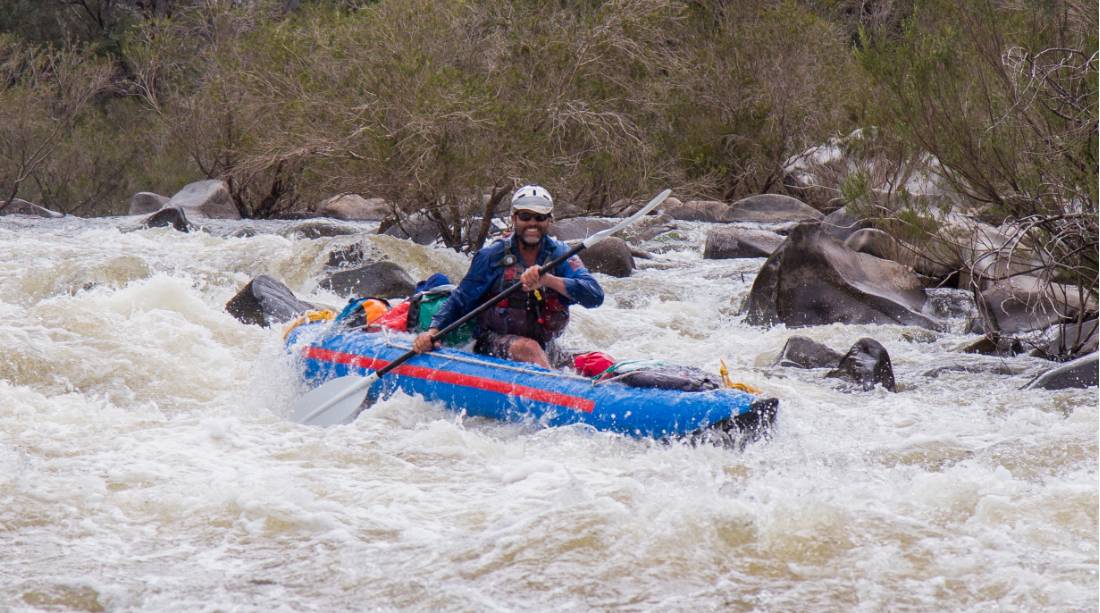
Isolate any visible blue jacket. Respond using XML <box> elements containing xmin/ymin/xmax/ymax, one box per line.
<box><xmin>429</xmin><ymin>235</ymin><xmax>604</xmax><ymax>333</ymax></box>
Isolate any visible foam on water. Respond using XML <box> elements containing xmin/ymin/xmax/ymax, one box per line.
<box><xmin>0</xmin><ymin>216</ymin><xmax>1095</xmax><ymax>611</ymax></box>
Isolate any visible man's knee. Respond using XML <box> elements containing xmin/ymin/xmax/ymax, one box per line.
<box><xmin>508</xmin><ymin>337</ymin><xmax>541</xmax><ymax>358</ymax></box>
<box><xmin>509</xmin><ymin>337</ymin><xmax>549</xmax><ymax>366</ymax></box>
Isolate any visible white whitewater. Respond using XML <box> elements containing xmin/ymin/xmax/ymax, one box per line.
<box><xmin>1</xmin><ymin>215</ymin><xmax>1095</xmax><ymax>611</ymax></box>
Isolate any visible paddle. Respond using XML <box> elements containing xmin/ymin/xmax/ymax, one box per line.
<box><xmin>290</xmin><ymin>188</ymin><xmax>672</xmax><ymax>426</ymax></box>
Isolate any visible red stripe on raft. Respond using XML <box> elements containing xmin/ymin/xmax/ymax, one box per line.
<box><xmin>303</xmin><ymin>346</ymin><xmax>595</xmax><ymax>413</ymax></box>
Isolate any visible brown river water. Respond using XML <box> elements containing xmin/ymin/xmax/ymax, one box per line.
<box><xmin>1</xmin><ymin>215</ymin><xmax>1095</xmax><ymax>611</ymax></box>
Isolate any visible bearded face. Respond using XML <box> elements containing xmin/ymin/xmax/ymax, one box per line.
<box><xmin>513</xmin><ymin>211</ymin><xmax>551</xmax><ymax>246</ymax></box>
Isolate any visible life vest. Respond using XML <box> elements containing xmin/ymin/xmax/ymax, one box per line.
<box><xmin>477</xmin><ymin>251</ymin><xmax>569</xmax><ymax>345</ymax></box>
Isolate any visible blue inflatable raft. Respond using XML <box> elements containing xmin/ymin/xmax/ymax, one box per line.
<box><xmin>287</xmin><ymin>321</ymin><xmax>777</xmax><ymax>441</ymax></box>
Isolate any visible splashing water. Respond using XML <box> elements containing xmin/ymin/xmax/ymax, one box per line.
<box><xmin>0</xmin><ymin>216</ymin><xmax>1095</xmax><ymax>611</ymax></box>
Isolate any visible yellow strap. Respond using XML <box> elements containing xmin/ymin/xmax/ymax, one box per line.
<box><xmin>282</xmin><ymin>309</ymin><xmax>336</xmax><ymax>340</ymax></box>
<box><xmin>719</xmin><ymin>359</ymin><xmax>763</xmax><ymax>395</ymax></box>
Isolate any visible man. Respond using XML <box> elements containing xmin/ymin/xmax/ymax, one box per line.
<box><xmin>412</xmin><ymin>184</ymin><xmax>604</xmax><ymax>368</ymax></box>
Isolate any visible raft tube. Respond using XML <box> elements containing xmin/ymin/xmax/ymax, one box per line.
<box><xmin>287</xmin><ymin>322</ymin><xmax>777</xmax><ymax>441</ymax></box>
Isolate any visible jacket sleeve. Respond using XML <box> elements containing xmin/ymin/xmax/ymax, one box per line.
<box><xmin>428</xmin><ymin>248</ymin><xmax>499</xmax><ymax>331</ymax></box>
<box><xmin>554</xmin><ymin>252</ymin><xmax>604</xmax><ymax>308</ymax></box>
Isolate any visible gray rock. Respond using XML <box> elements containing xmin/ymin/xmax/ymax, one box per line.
<box><xmin>925</xmin><ymin>288</ymin><xmax>978</xmax><ymax>320</ymax></box>
<box><xmin>551</xmin><ymin>217</ymin><xmax>616</xmax><ymax>241</ymax></box>
<box><xmin>317</xmin><ymin>194</ymin><xmax>390</xmax><ymax>221</ymax></box>
<box><xmin>320</xmin><ymin>261</ymin><xmax>416</xmax><ymax>299</ymax></box>
<box><xmin>623</xmin><ymin>196</ymin><xmax>682</xmax><ymax>216</ymax></box>
<box><xmin>166</xmin><ymin>179</ymin><xmax>240</xmax><ymax>219</ymax></box>
<box><xmin>820</xmin><ymin>206</ymin><xmax>871</xmax><ymax>242</ymax></box>
<box><xmin>622</xmin><ymin>213</ymin><xmax>678</xmax><ymax>243</ymax></box>
<box><xmin>0</xmin><ymin>198</ymin><xmax>62</xmax><ymax>218</ymax></box>
<box><xmin>977</xmin><ymin>276</ymin><xmax>1097</xmax><ymax>335</ymax></box>
<box><xmin>141</xmin><ymin>207</ymin><xmax>193</xmax><ymax>232</ymax></box>
<box><xmin>703</xmin><ymin>227</ymin><xmax>784</xmax><ymax>259</ymax></box>
<box><xmin>726</xmin><ymin>194</ymin><xmax>823</xmax><ymax>224</ymax></box>
<box><xmin>380</xmin><ymin>215</ymin><xmax>441</xmax><ymax>245</ymax></box>
<box><xmin>129</xmin><ymin>192</ymin><xmax>169</xmax><ymax>215</ymax></box>
<box><xmin>826</xmin><ymin>338</ymin><xmax>897</xmax><ymax>391</ymax></box>
<box><xmin>663</xmin><ymin>199</ymin><xmax>730</xmax><ymax>223</ymax></box>
<box><xmin>741</xmin><ymin>223</ymin><xmax>940</xmax><ymax>329</ymax></box>
<box><xmin>326</xmin><ymin>243</ymin><xmax>367</xmax><ymax>269</ymax></box>
<box><xmin>844</xmin><ymin>228</ymin><xmax>899</xmax><ymax>260</ymax></box>
<box><xmin>921</xmin><ymin>361</ymin><xmax>1023</xmax><ymax>378</ymax></box>
<box><xmin>844</xmin><ymin>228</ymin><xmax>957</xmax><ymax>281</ymax></box>
<box><xmin>959</xmin><ymin>335</ymin><xmax>1024</xmax><ymax>357</ymax></box>
<box><xmin>283</xmin><ymin>220</ymin><xmax>360</xmax><ymax>239</ymax></box>
<box><xmin>1023</xmin><ymin>352</ymin><xmax>1098</xmax><ymax>390</ymax></box>
<box><xmin>773</xmin><ymin>335</ymin><xmax>843</xmax><ymax>369</ymax></box>
<box><xmin>1029</xmin><ymin>319</ymin><xmax>1099</xmax><ymax>361</ymax></box>
<box><xmin>576</xmin><ymin>237</ymin><xmax>634</xmax><ymax>277</ymax></box>
<box><xmin>226</xmin><ymin>275</ymin><xmax>318</xmax><ymax>327</ymax></box>
<box><xmin>937</xmin><ymin>212</ymin><xmax>1042</xmax><ymax>284</ymax></box>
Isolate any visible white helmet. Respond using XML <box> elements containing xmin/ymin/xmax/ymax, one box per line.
<box><xmin>510</xmin><ymin>184</ymin><xmax>553</xmax><ymax>215</ymax></box>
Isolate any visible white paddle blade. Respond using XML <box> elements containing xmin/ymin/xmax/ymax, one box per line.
<box><xmin>291</xmin><ymin>374</ymin><xmax>376</xmax><ymax>426</ymax></box>
<box><xmin>582</xmin><ymin>188</ymin><xmax>671</xmax><ymax>249</ymax></box>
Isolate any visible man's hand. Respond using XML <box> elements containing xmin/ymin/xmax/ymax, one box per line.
<box><xmin>413</xmin><ymin>328</ymin><xmax>440</xmax><ymax>353</ymax></box>
<box><xmin>520</xmin><ymin>265</ymin><xmax>543</xmax><ymax>292</ymax></box>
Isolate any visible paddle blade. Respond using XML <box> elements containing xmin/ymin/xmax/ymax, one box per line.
<box><xmin>582</xmin><ymin>188</ymin><xmax>671</xmax><ymax>248</ymax></box>
<box><xmin>291</xmin><ymin>374</ymin><xmax>375</xmax><ymax>426</ymax></box>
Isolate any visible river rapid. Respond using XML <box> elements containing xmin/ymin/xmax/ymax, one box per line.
<box><xmin>1</xmin><ymin>214</ymin><xmax>1096</xmax><ymax>612</ymax></box>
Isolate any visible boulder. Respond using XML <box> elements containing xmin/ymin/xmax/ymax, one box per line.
<box><xmin>282</xmin><ymin>220</ymin><xmax>360</xmax><ymax>239</ymax></box>
<box><xmin>551</xmin><ymin>217</ymin><xmax>616</xmax><ymax>241</ymax></box>
<box><xmin>1029</xmin><ymin>319</ymin><xmax>1099</xmax><ymax>362</ymax></box>
<box><xmin>166</xmin><ymin>179</ymin><xmax>240</xmax><ymax>219</ymax></box>
<box><xmin>1022</xmin><ymin>352</ymin><xmax>1098</xmax><ymax>390</ymax></box>
<box><xmin>317</xmin><ymin>194</ymin><xmax>390</xmax><ymax>221</ymax></box>
<box><xmin>623</xmin><ymin>196</ymin><xmax>682</xmax><ymax>216</ymax></box>
<box><xmin>226</xmin><ymin>275</ymin><xmax>318</xmax><ymax>327</ymax></box>
<box><xmin>741</xmin><ymin>223</ymin><xmax>940</xmax><ymax>329</ymax></box>
<box><xmin>622</xmin><ymin>213</ymin><xmax>678</xmax><ymax>243</ymax></box>
<box><xmin>844</xmin><ymin>228</ymin><xmax>899</xmax><ymax>261</ymax></box>
<box><xmin>320</xmin><ymin>261</ymin><xmax>416</xmax><ymax>299</ymax></box>
<box><xmin>921</xmin><ymin>360</ymin><xmax>1024</xmax><ymax>378</ymax></box>
<box><xmin>551</xmin><ymin>199</ymin><xmax>585</xmax><ymax>219</ymax></box>
<box><xmin>576</xmin><ymin>237</ymin><xmax>634</xmax><ymax>277</ymax></box>
<box><xmin>141</xmin><ymin>207</ymin><xmax>193</xmax><ymax>232</ymax></box>
<box><xmin>703</xmin><ymin>227</ymin><xmax>784</xmax><ymax>259</ymax></box>
<box><xmin>819</xmin><ymin>206</ymin><xmax>871</xmax><ymax>242</ymax></box>
<box><xmin>726</xmin><ymin>194</ymin><xmax>823</xmax><ymax>224</ymax></box>
<box><xmin>959</xmin><ymin>335</ymin><xmax>1024</xmax><ymax>357</ymax></box>
<box><xmin>663</xmin><ymin>199</ymin><xmax>730</xmax><ymax>223</ymax></box>
<box><xmin>229</xmin><ymin>226</ymin><xmax>259</xmax><ymax>238</ymax></box>
<box><xmin>0</xmin><ymin>198</ymin><xmax>62</xmax><ymax>218</ymax></box>
<box><xmin>926</xmin><ymin>212</ymin><xmax>1042</xmax><ymax>285</ymax></box>
<box><xmin>773</xmin><ymin>336</ymin><xmax>843</xmax><ymax>369</ymax></box>
<box><xmin>924</xmin><ymin>288</ymin><xmax>978</xmax><ymax>320</ymax></box>
<box><xmin>826</xmin><ymin>338</ymin><xmax>897</xmax><ymax>391</ymax></box>
<box><xmin>326</xmin><ymin>243</ymin><xmax>367</xmax><ymax>269</ymax></box>
<box><xmin>128</xmin><ymin>192</ymin><xmax>169</xmax><ymax>215</ymax></box>
<box><xmin>844</xmin><ymin>228</ymin><xmax>956</xmax><ymax>280</ymax></box>
<box><xmin>380</xmin><ymin>214</ymin><xmax>441</xmax><ymax>245</ymax></box>
<box><xmin>976</xmin><ymin>275</ymin><xmax>1097</xmax><ymax>335</ymax></box>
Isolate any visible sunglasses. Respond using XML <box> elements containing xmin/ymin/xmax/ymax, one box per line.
<box><xmin>515</xmin><ymin>211</ymin><xmax>550</xmax><ymax>222</ymax></box>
